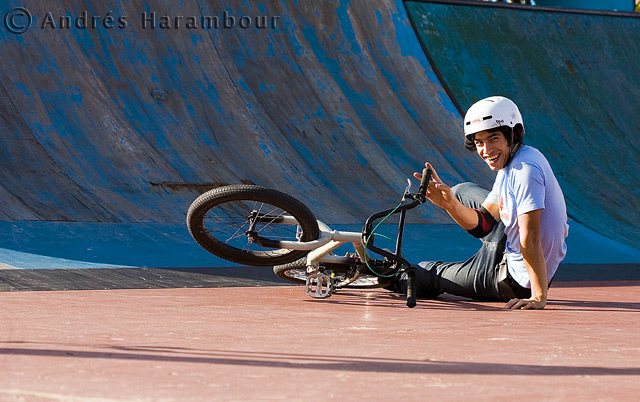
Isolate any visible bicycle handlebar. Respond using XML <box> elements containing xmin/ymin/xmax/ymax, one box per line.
<box><xmin>417</xmin><ymin>167</ymin><xmax>432</xmax><ymax>201</ymax></box>
<box><xmin>362</xmin><ymin>167</ymin><xmax>433</xmax><ymax>256</ymax></box>
<box><xmin>361</xmin><ymin>168</ymin><xmax>432</xmax><ymax>307</ymax></box>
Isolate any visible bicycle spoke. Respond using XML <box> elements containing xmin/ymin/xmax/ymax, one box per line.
<box><xmin>205</xmin><ymin>206</ymin><xmax>249</xmax><ymax>243</ymax></box>
<box><xmin>201</xmin><ymin>199</ymin><xmax>301</xmax><ymax>253</ymax></box>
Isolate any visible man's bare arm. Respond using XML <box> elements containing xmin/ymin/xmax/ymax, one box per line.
<box><xmin>505</xmin><ymin>209</ymin><xmax>548</xmax><ymax>310</ymax></box>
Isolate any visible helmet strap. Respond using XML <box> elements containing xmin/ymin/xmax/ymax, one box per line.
<box><xmin>503</xmin><ymin>126</ymin><xmax>522</xmax><ymax>167</ymax></box>
<box><xmin>505</xmin><ymin>142</ymin><xmax>523</xmax><ymax>167</ymax></box>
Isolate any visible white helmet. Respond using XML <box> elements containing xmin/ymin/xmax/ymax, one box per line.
<box><xmin>463</xmin><ymin>96</ymin><xmax>524</xmax><ymax>138</ymax></box>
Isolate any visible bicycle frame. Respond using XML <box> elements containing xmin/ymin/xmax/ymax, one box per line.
<box><xmin>253</xmin><ymin>218</ymin><xmax>368</xmax><ymax>296</ymax></box>
<box><xmin>252</xmin><ymin>168</ymin><xmax>433</xmax><ymax>307</ymax></box>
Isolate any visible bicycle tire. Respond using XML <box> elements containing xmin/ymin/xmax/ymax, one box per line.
<box><xmin>273</xmin><ymin>257</ymin><xmax>381</xmax><ymax>288</ymax></box>
<box><xmin>187</xmin><ymin>184</ymin><xmax>319</xmax><ymax>266</ymax></box>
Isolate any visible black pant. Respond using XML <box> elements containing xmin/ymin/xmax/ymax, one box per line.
<box><xmin>398</xmin><ymin>182</ymin><xmax>531</xmax><ymax>302</ymax></box>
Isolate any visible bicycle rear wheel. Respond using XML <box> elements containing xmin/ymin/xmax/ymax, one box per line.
<box><xmin>187</xmin><ymin>184</ymin><xmax>319</xmax><ymax>266</ymax></box>
<box><xmin>273</xmin><ymin>257</ymin><xmax>381</xmax><ymax>288</ymax></box>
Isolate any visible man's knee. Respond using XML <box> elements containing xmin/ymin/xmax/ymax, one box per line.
<box><xmin>451</xmin><ymin>182</ymin><xmax>489</xmax><ymax>209</ymax></box>
<box><xmin>451</xmin><ymin>182</ymin><xmax>476</xmax><ymax>199</ymax></box>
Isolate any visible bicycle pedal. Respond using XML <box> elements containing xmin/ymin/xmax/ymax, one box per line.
<box><xmin>305</xmin><ymin>272</ymin><xmax>334</xmax><ymax>299</ymax></box>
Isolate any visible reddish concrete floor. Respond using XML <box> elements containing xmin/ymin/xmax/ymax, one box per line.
<box><xmin>1</xmin><ymin>282</ymin><xmax>639</xmax><ymax>401</ymax></box>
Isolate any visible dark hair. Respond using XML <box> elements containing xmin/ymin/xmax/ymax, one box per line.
<box><xmin>464</xmin><ymin>124</ymin><xmax>524</xmax><ymax>151</ymax></box>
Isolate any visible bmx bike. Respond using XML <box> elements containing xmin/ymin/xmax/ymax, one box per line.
<box><xmin>186</xmin><ymin>169</ymin><xmax>432</xmax><ymax>308</ymax></box>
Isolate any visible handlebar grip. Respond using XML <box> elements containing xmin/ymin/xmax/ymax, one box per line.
<box><xmin>417</xmin><ymin>167</ymin><xmax>432</xmax><ymax>199</ymax></box>
<box><xmin>406</xmin><ymin>270</ymin><xmax>417</xmax><ymax>308</ymax></box>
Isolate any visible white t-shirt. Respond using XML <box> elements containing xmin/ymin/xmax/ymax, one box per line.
<box><xmin>486</xmin><ymin>146</ymin><xmax>569</xmax><ymax>288</ymax></box>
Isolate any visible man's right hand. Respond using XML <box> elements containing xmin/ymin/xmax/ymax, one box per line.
<box><xmin>413</xmin><ymin>162</ymin><xmax>455</xmax><ymax>210</ymax></box>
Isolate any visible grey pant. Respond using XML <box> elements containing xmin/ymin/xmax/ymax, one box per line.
<box><xmin>399</xmin><ymin>182</ymin><xmax>531</xmax><ymax>302</ymax></box>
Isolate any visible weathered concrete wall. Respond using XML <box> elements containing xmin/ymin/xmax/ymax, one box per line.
<box><xmin>406</xmin><ymin>0</ymin><xmax>640</xmax><ymax>249</ymax></box>
<box><xmin>0</xmin><ymin>0</ymin><xmax>477</xmax><ymax>227</ymax></box>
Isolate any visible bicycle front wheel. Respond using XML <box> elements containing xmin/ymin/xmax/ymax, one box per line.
<box><xmin>187</xmin><ymin>184</ymin><xmax>319</xmax><ymax>266</ymax></box>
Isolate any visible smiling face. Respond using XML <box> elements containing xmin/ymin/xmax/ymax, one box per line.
<box><xmin>473</xmin><ymin>130</ymin><xmax>511</xmax><ymax>171</ymax></box>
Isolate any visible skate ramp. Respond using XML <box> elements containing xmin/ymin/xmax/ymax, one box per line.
<box><xmin>0</xmin><ymin>0</ymin><xmax>471</xmax><ymax>226</ymax></box>
<box><xmin>0</xmin><ymin>0</ymin><xmax>638</xmax><ymax>270</ymax></box>
<box><xmin>404</xmin><ymin>0</ymin><xmax>640</xmax><ymax>249</ymax></box>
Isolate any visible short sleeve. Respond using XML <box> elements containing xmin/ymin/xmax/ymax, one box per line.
<box><xmin>512</xmin><ymin>162</ymin><xmax>546</xmax><ymax>216</ymax></box>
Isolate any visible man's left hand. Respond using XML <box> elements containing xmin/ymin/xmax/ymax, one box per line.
<box><xmin>505</xmin><ymin>297</ymin><xmax>546</xmax><ymax>310</ymax></box>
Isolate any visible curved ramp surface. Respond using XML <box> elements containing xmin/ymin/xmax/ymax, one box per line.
<box><xmin>0</xmin><ymin>0</ymin><xmax>474</xmax><ymax>226</ymax></box>
<box><xmin>405</xmin><ymin>0</ymin><xmax>640</xmax><ymax>248</ymax></box>
<box><xmin>0</xmin><ymin>0</ymin><xmax>638</xmax><ymax>269</ymax></box>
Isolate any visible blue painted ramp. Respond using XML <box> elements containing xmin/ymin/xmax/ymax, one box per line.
<box><xmin>0</xmin><ymin>0</ymin><xmax>469</xmax><ymax>225</ymax></box>
<box><xmin>405</xmin><ymin>0</ymin><xmax>640</xmax><ymax>249</ymax></box>
<box><xmin>0</xmin><ymin>0</ymin><xmax>638</xmax><ymax>271</ymax></box>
